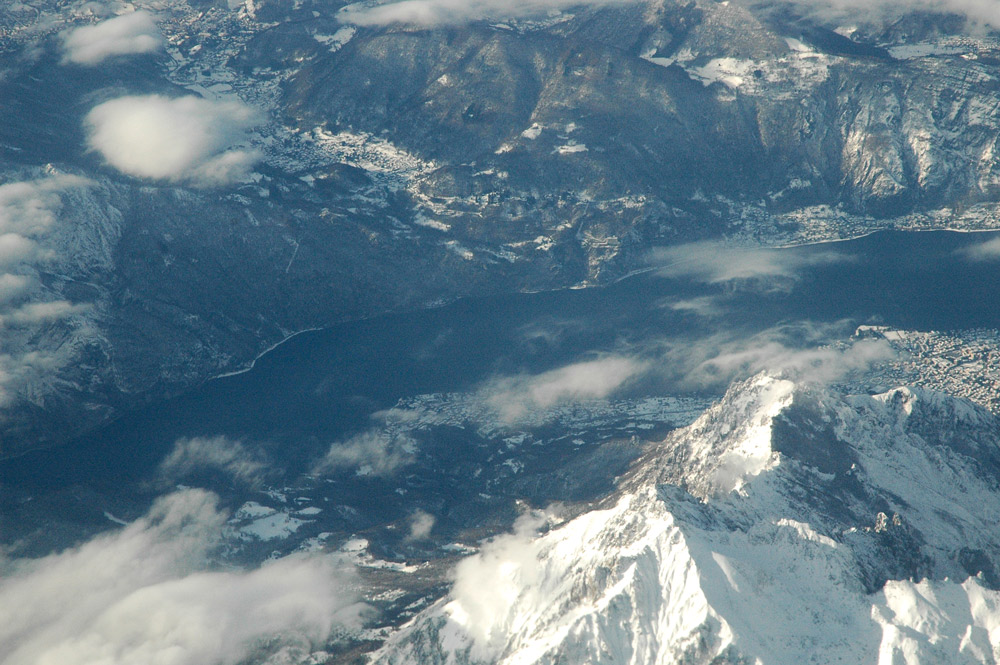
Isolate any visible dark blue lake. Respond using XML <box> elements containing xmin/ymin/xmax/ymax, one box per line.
<box><xmin>5</xmin><ymin>229</ymin><xmax>1000</xmax><ymax>510</ymax></box>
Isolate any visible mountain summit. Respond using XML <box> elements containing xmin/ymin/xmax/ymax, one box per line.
<box><xmin>375</xmin><ymin>375</ymin><xmax>1000</xmax><ymax>664</ymax></box>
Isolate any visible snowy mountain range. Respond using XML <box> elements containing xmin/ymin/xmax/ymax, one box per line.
<box><xmin>374</xmin><ymin>374</ymin><xmax>1000</xmax><ymax>664</ymax></box>
<box><xmin>7</xmin><ymin>1</ymin><xmax>1000</xmax><ymax>663</ymax></box>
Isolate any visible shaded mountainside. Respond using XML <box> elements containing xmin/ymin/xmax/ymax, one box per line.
<box><xmin>4</xmin><ymin>0</ymin><xmax>1000</xmax><ymax>454</ymax></box>
<box><xmin>374</xmin><ymin>375</ymin><xmax>1000</xmax><ymax>665</ymax></box>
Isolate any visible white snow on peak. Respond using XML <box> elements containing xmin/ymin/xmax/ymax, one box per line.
<box><xmin>230</xmin><ymin>500</ymin><xmax>309</xmax><ymax>541</ymax></box>
<box><xmin>874</xmin><ymin>578</ymin><xmax>1000</xmax><ymax>662</ymax></box>
<box><xmin>375</xmin><ymin>377</ymin><xmax>1000</xmax><ymax>665</ymax></box>
<box><xmin>669</xmin><ymin>374</ymin><xmax>794</xmax><ymax>498</ymax></box>
<box><xmin>783</xmin><ymin>37</ymin><xmax>813</xmax><ymax>53</ymax></box>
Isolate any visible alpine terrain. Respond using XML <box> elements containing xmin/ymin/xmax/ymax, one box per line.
<box><xmin>5</xmin><ymin>1</ymin><xmax>1000</xmax><ymax>665</ymax></box>
<box><xmin>376</xmin><ymin>375</ymin><xmax>1000</xmax><ymax>664</ymax></box>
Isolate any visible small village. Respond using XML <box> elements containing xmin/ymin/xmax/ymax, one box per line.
<box><xmin>849</xmin><ymin>325</ymin><xmax>1000</xmax><ymax>413</ymax></box>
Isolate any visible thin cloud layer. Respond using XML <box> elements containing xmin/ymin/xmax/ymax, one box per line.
<box><xmin>407</xmin><ymin>509</ymin><xmax>436</xmax><ymax>541</ymax></box>
<box><xmin>737</xmin><ymin>0</ymin><xmax>1000</xmax><ymax>30</ymax></box>
<box><xmin>1</xmin><ymin>299</ymin><xmax>91</xmax><ymax>326</ymax></box>
<box><xmin>483</xmin><ymin>355</ymin><xmax>648</xmax><ymax>421</ymax></box>
<box><xmin>957</xmin><ymin>236</ymin><xmax>1000</xmax><ymax>261</ymax></box>
<box><xmin>0</xmin><ymin>350</ymin><xmax>65</xmax><ymax>406</ymax></box>
<box><xmin>341</xmin><ymin>0</ymin><xmax>1000</xmax><ymax>28</ymax></box>
<box><xmin>85</xmin><ymin>95</ymin><xmax>262</xmax><ymax>186</ymax></box>
<box><xmin>0</xmin><ymin>489</ymin><xmax>365</xmax><ymax>665</ymax></box>
<box><xmin>0</xmin><ymin>274</ymin><xmax>33</xmax><ymax>305</ymax></box>
<box><xmin>340</xmin><ymin>0</ymin><xmax>638</xmax><ymax>26</ymax></box>
<box><xmin>159</xmin><ymin>435</ymin><xmax>270</xmax><ymax>486</ymax></box>
<box><xmin>445</xmin><ymin>508</ymin><xmax>557</xmax><ymax>660</ymax></box>
<box><xmin>0</xmin><ymin>175</ymin><xmax>90</xmax><ymax>275</ymax></box>
<box><xmin>0</xmin><ymin>175</ymin><xmax>90</xmax><ymax>237</ymax></box>
<box><xmin>62</xmin><ymin>11</ymin><xmax>163</xmax><ymax>65</ymax></box>
<box><xmin>651</xmin><ymin>241</ymin><xmax>844</xmax><ymax>291</ymax></box>
<box><xmin>316</xmin><ymin>430</ymin><xmax>418</xmax><ymax>476</ymax></box>
<box><xmin>0</xmin><ymin>175</ymin><xmax>95</xmax><ymax>405</ymax></box>
<box><xmin>663</xmin><ymin>295</ymin><xmax>725</xmax><ymax>318</ymax></box>
<box><xmin>658</xmin><ymin>323</ymin><xmax>895</xmax><ymax>390</ymax></box>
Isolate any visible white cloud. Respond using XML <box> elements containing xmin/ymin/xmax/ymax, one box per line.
<box><xmin>406</xmin><ymin>509</ymin><xmax>436</xmax><ymax>541</ymax></box>
<box><xmin>191</xmin><ymin>149</ymin><xmax>261</xmax><ymax>186</ymax></box>
<box><xmin>0</xmin><ymin>274</ymin><xmax>35</xmax><ymax>305</ymax></box>
<box><xmin>445</xmin><ymin>508</ymin><xmax>557</xmax><ymax>660</ymax></box>
<box><xmin>0</xmin><ymin>175</ymin><xmax>91</xmax><ymax>237</ymax></box>
<box><xmin>651</xmin><ymin>241</ymin><xmax>845</xmax><ymax>292</ymax></box>
<box><xmin>62</xmin><ymin>11</ymin><xmax>163</xmax><ymax>65</ymax></box>
<box><xmin>0</xmin><ymin>489</ymin><xmax>365</xmax><ymax>665</ymax></box>
<box><xmin>658</xmin><ymin>323</ymin><xmax>895</xmax><ymax>390</ymax></box>
<box><xmin>0</xmin><ymin>175</ymin><xmax>96</xmax><ymax>407</ymax></box>
<box><xmin>686</xmin><ymin>337</ymin><xmax>893</xmax><ymax>387</ymax></box>
<box><xmin>85</xmin><ymin>95</ymin><xmax>262</xmax><ymax>186</ymax></box>
<box><xmin>737</xmin><ymin>0</ymin><xmax>1000</xmax><ymax>30</ymax></box>
<box><xmin>340</xmin><ymin>0</ymin><xmax>638</xmax><ymax>26</ymax></box>
<box><xmin>957</xmin><ymin>236</ymin><xmax>1000</xmax><ymax>261</ymax></box>
<box><xmin>2</xmin><ymin>299</ymin><xmax>90</xmax><ymax>326</ymax></box>
<box><xmin>482</xmin><ymin>355</ymin><xmax>648</xmax><ymax>421</ymax></box>
<box><xmin>341</xmin><ymin>0</ymin><xmax>1000</xmax><ymax>28</ymax></box>
<box><xmin>158</xmin><ymin>435</ymin><xmax>269</xmax><ymax>486</ymax></box>
<box><xmin>663</xmin><ymin>296</ymin><xmax>725</xmax><ymax>318</ymax></box>
<box><xmin>315</xmin><ymin>430</ymin><xmax>418</xmax><ymax>476</ymax></box>
<box><xmin>0</xmin><ymin>233</ymin><xmax>45</xmax><ymax>269</ymax></box>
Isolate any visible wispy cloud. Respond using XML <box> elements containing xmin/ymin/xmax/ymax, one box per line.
<box><xmin>0</xmin><ymin>233</ymin><xmax>48</xmax><ymax>270</ymax></box>
<box><xmin>85</xmin><ymin>95</ymin><xmax>262</xmax><ymax>187</ymax></box>
<box><xmin>341</xmin><ymin>0</ymin><xmax>1000</xmax><ymax>29</ymax></box>
<box><xmin>0</xmin><ymin>175</ymin><xmax>91</xmax><ymax>237</ymax></box>
<box><xmin>0</xmin><ymin>175</ymin><xmax>91</xmax><ymax>276</ymax></box>
<box><xmin>651</xmin><ymin>241</ymin><xmax>845</xmax><ymax>292</ymax></box>
<box><xmin>737</xmin><ymin>0</ymin><xmax>1000</xmax><ymax>30</ymax></box>
<box><xmin>62</xmin><ymin>11</ymin><xmax>163</xmax><ymax>65</ymax></box>
<box><xmin>339</xmin><ymin>0</ymin><xmax>638</xmax><ymax>26</ymax></box>
<box><xmin>663</xmin><ymin>296</ymin><xmax>726</xmax><ymax>318</ymax></box>
<box><xmin>158</xmin><ymin>436</ymin><xmax>270</xmax><ymax>486</ymax></box>
<box><xmin>957</xmin><ymin>236</ymin><xmax>1000</xmax><ymax>262</ymax></box>
<box><xmin>482</xmin><ymin>355</ymin><xmax>649</xmax><ymax>421</ymax></box>
<box><xmin>0</xmin><ymin>274</ymin><xmax>33</xmax><ymax>305</ymax></box>
<box><xmin>0</xmin><ymin>350</ymin><xmax>65</xmax><ymax>406</ymax></box>
<box><xmin>1</xmin><ymin>300</ymin><xmax>90</xmax><ymax>326</ymax></box>
<box><xmin>658</xmin><ymin>322</ymin><xmax>895</xmax><ymax>390</ymax></box>
<box><xmin>0</xmin><ymin>490</ymin><xmax>365</xmax><ymax>665</ymax></box>
<box><xmin>406</xmin><ymin>509</ymin><xmax>436</xmax><ymax>541</ymax></box>
<box><xmin>444</xmin><ymin>508</ymin><xmax>558</xmax><ymax>660</ymax></box>
<box><xmin>315</xmin><ymin>430</ymin><xmax>418</xmax><ymax>476</ymax></box>
<box><xmin>0</xmin><ymin>175</ymin><xmax>96</xmax><ymax>405</ymax></box>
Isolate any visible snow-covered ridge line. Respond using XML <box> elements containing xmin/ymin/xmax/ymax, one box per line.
<box><xmin>375</xmin><ymin>374</ymin><xmax>1000</xmax><ymax>665</ymax></box>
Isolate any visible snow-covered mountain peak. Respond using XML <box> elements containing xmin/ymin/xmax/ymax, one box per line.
<box><xmin>636</xmin><ymin>373</ymin><xmax>795</xmax><ymax>499</ymax></box>
<box><xmin>866</xmin><ymin>384</ymin><xmax>999</xmax><ymax>442</ymax></box>
<box><xmin>376</xmin><ymin>378</ymin><xmax>1000</xmax><ymax>665</ymax></box>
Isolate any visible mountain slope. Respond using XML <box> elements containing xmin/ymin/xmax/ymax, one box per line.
<box><xmin>374</xmin><ymin>375</ymin><xmax>1000</xmax><ymax>664</ymax></box>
